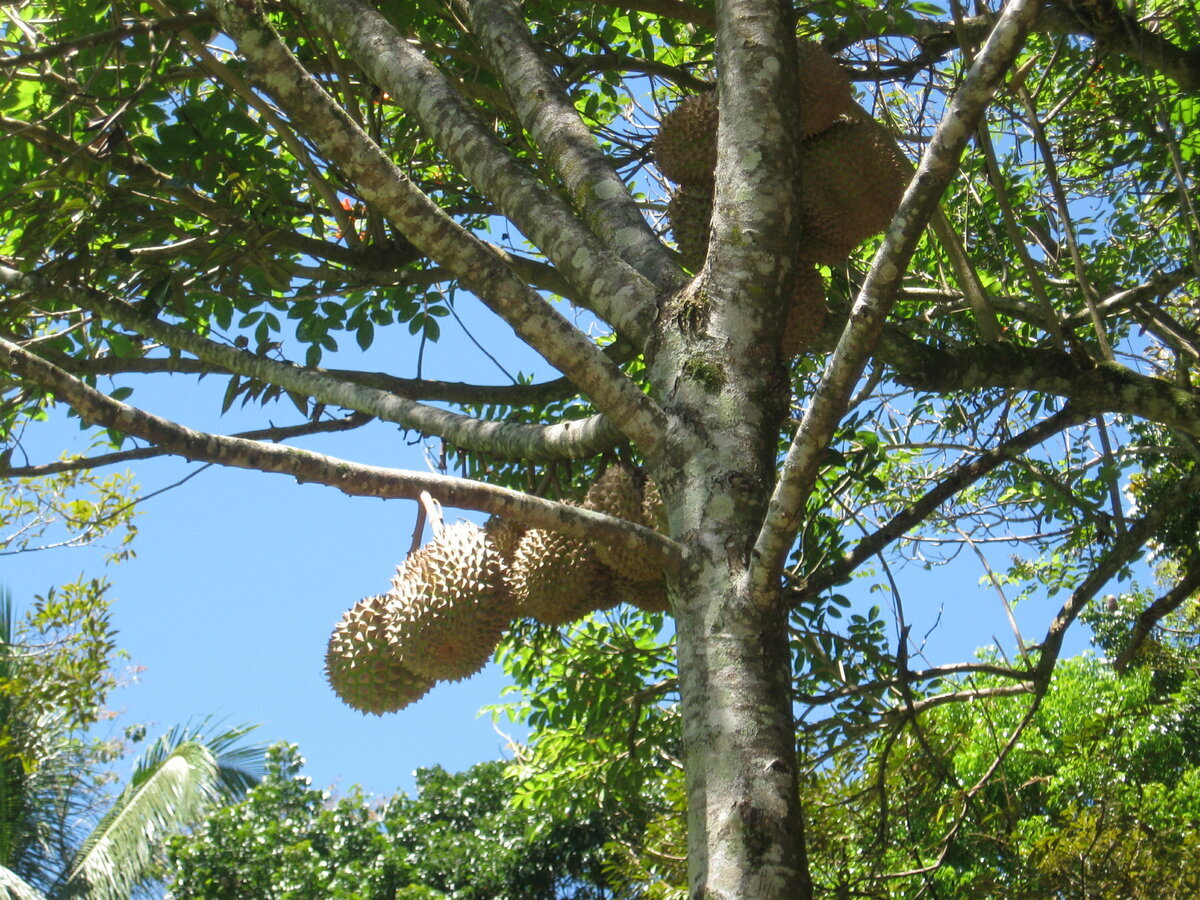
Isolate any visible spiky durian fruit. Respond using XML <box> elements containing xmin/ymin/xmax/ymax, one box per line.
<box><xmin>612</xmin><ymin>574</ymin><xmax>672</xmax><ymax>614</ymax></box>
<box><xmin>653</xmin><ymin>92</ymin><xmax>718</xmax><ymax>186</ymax></box>
<box><xmin>666</xmin><ymin>185</ymin><xmax>713</xmax><ymax>270</ymax></box>
<box><xmin>484</xmin><ymin>516</ymin><xmax>525</xmax><ymax>564</ymax></box>
<box><xmin>642</xmin><ymin>478</ymin><xmax>668</xmax><ymax>535</ymax></box>
<box><xmin>794</xmin><ymin>39</ymin><xmax>856</xmax><ymax>139</ymax></box>
<box><xmin>584</xmin><ymin>465</ymin><xmax>664</xmax><ymax>585</ymax></box>
<box><xmin>782</xmin><ymin>264</ymin><xmax>828</xmax><ymax>357</ymax></box>
<box><xmin>508</xmin><ymin>526</ymin><xmax>613</xmax><ymax>626</ymax></box>
<box><xmin>326</xmin><ymin>594</ymin><xmax>434</xmax><ymax>715</ymax></box>
<box><xmin>797</xmin><ymin>120</ymin><xmax>907</xmax><ymax>263</ymax></box>
<box><xmin>385</xmin><ymin>521</ymin><xmax>512</xmax><ymax>683</ymax></box>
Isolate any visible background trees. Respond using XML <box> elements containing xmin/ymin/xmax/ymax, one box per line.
<box><xmin>1</xmin><ymin>0</ymin><xmax>1198</xmax><ymax>894</ymax></box>
<box><xmin>167</xmin><ymin>746</ymin><xmax>632</xmax><ymax>900</ymax></box>
<box><xmin>0</xmin><ymin>469</ymin><xmax>266</xmax><ymax>900</ymax></box>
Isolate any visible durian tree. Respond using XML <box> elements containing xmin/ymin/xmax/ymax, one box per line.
<box><xmin>1</xmin><ymin>0</ymin><xmax>1198</xmax><ymax>896</ymax></box>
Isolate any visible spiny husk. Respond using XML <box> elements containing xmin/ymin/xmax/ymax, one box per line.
<box><xmin>795</xmin><ymin>39</ymin><xmax>856</xmax><ymax>139</ymax></box>
<box><xmin>797</xmin><ymin>120</ymin><xmax>907</xmax><ymax>263</ymax></box>
<box><xmin>782</xmin><ymin>263</ymin><xmax>829</xmax><ymax>357</ymax></box>
<box><xmin>653</xmin><ymin>92</ymin><xmax>718</xmax><ymax>186</ymax></box>
<box><xmin>326</xmin><ymin>594</ymin><xmax>434</xmax><ymax>715</ymax></box>
<box><xmin>642</xmin><ymin>479</ymin><xmax>668</xmax><ymax>535</ymax></box>
<box><xmin>483</xmin><ymin>516</ymin><xmax>525</xmax><ymax>564</ymax></box>
<box><xmin>666</xmin><ymin>185</ymin><xmax>713</xmax><ymax>271</ymax></box>
<box><xmin>584</xmin><ymin>466</ymin><xmax>663</xmax><ymax>585</ymax></box>
<box><xmin>611</xmin><ymin>573</ymin><xmax>672</xmax><ymax>614</ymax></box>
<box><xmin>508</xmin><ymin>526</ymin><xmax>614</xmax><ymax>626</ymax></box>
<box><xmin>385</xmin><ymin>521</ymin><xmax>511</xmax><ymax>682</ymax></box>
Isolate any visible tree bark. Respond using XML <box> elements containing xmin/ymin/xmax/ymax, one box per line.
<box><xmin>649</xmin><ymin>0</ymin><xmax>811</xmax><ymax>891</ymax></box>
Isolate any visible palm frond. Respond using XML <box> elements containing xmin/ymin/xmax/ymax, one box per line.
<box><xmin>0</xmin><ymin>863</ymin><xmax>47</xmax><ymax>900</ymax></box>
<box><xmin>52</xmin><ymin>722</ymin><xmax>263</xmax><ymax>900</ymax></box>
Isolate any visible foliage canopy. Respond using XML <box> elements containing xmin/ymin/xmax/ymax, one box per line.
<box><xmin>1</xmin><ymin>0</ymin><xmax>1199</xmax><ymax>894</ymax></box>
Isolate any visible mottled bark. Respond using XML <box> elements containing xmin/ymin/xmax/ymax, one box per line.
<box><xmin>207</xmin><ymin>0</ymin><xmax>668</xmax><ymax>462</ymax></box>
<box><xmin>0</xmin><ymin>266</ymin><xmax>622</xmax><ymax>462</ymax></box>
<box><xmin>287</xmin><ymin>0</ymin><xmax>661</xmax><ymax>342</ymax></box>
<box><xmin>462</xmin><ymin>0</ymin><xmax>683</xmax><ymax>291</ymax></box>
<box><xmin>0</xmin><ymin>335</ymin><xmax>683</xmax><ymax>570</ymax></box>
<box><xmin>647</xmin><ymin>0</ymin><xmax>810</xmax><ymax>895</ymax></box>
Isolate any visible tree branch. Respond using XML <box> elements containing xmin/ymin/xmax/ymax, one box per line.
<box><xmin>751</xmin><ymin>0</ymin><xmax>1043</xmax><ymax>594</ymax></box>
<box><xmin>0</xmin><ymin>115</ymin><xmax>420</xmax><ymax>272</ymax></box>
<box><xmin>49</xmin><ymin>341</ymin><xmax>635</xmax><ymax>409</ymax></box>
<box><xmin>0</xmin><ymin>12</ymin><xmax>213</xmax><ymax>69</ymax></box>
<box><xmin>2</xmin><ymin>413</ymin><xmax>371</xmax><ymax>477</ymax></box>
<box><xmin>878</xmin><ymin>334</ymin><xmax>1200</xmax><ymax>439</ymax></box>
<box><xmin>460</xmin><ymin>0</ymin><xmax>681</xmax><ymax>289</ymax></box>
<box><xmin>1033</xmin><ymin>467</ymin><xmax>1200</xmax><ymax>685</ymax></box>
<box><xmin>0</xmin><ymin>266</ymin><xmax>623</xmax><ymax>461</ymax></box>
<box><xmin>0</xmin><ymin>335</ymin><xmax>684</xmax><ymax>572</ymax></box>
<box><xmin>206</xmin><ymin>0</ymin><xmax>667</xmax><ymax>462</ymax></box>
<box><xmin>1113</xmin><ymin>556</ymin><xmax>1200</xmax><ymax>673</ymax></box>
<box><xmin>796</xmin><ymin>404</ymin><xmax>1090</xmax><ymax>600</ymax></box>
<box><xmin>286</xmin><ymin>0</ymin><xmax>663</xmax><ymax>340</ymax></box>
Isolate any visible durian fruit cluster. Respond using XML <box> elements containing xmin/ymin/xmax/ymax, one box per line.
<box><xmin>325</xmin><ymin>466</ymin><xmax>670</xmax><ymax>715</ymax></box>
<box><xmin>654</xmin><ymin>40</ymin><xmax>907</xmax><ymax>354</ymax></box>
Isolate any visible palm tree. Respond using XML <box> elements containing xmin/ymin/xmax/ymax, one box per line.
<box><xmin>0</xmin><ymin>586</ymin><xmax>264</xmax><ymax>899</ymax></box>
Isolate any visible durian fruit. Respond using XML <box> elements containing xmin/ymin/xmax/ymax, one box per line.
<box><xmin>794</xmin><ymin>39</ymin><xmax>856</xmax><ymax>140</ymax></box>
<box><xmin>666</xmin><ymin>185</ymin><xmax>713</xmax><ymax>270</ymax></box>
<box><xmin>326</xmin><ymin>594</ymin><xmax>434</xmax><ymax>715</ymax></box>
<box><xmin>484</xmin><ymin>515</ymin><xmax>525</xmax><ymax>562</ymax></box>
<box><xmin>782</xmin><ymin>263</ymin><xmax>828</xmax><ymax>357</ymax></box>
<box><xmin>508</xmin><ymin>526</ymin><xmax>613</xmax><ymax>626</ymax></box>
<box><xmin>653</xmin><ymin>92</ymin><xmax>718</xmax><ymax>186</ymax></box>
<box><xmin>584</xmin><ymin>466</ymin><xmax>663</xmax><ymax>585</ymax></box>
<box><xmin>612</xmin><ymin>573</ymin><xmax>672</xmax><ymax>614</ymax></box>
<box><xmin>642</xmin><ymin>478</ymin><xmax>668</xmax><ymax>535</ymax></box>
<box><xmin>796</xmin><ymin>120</ymin><xmax>907</xmax><ymax>263</ymax></box>
<box><xmin>385</xmin><ymin>521</ymin><xmax>512</xmax><ymax>683</ymax></box>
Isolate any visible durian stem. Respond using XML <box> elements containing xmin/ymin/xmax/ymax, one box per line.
<box><xmin>419</xmin><ymin>491</ymin><xmax>445</xmax><ymax>537</ymax></box>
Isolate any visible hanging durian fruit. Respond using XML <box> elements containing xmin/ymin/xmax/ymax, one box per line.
<box><xmin>796</xmin><ymin>120</ymin><xmax>907</xmax><ymax>263</ymax></box>
<box><xmin>584</xmin><ymin>465</ymin><xmax>664</xmax><ymax>586</ymax></box>
<box><xmin>666</xmin><ymin>185</ymin><xmax>713</xmax><ymax>270</ymax></box>
<box><xmin>794</xmin><ymin>39</ymin><xmax>856</xmax><ymax>139</ymax></box>
<box><xmin>508</xmin><ymin>524</ymin><xmax>615</xmax><ymax>626</ymax></box>
<box><xmin>782</xmin><ymin>263</ymin><xmax>828</xmax><ymax>357</ymax></box>
<box><xmin>326</xmin><ymin>594</ymin><xmax>434</xmax><ymax>715</ymax></box>
<box><xmin>484</xmin><ymin>515</ymin><xmax>525</xmax><ymax>565</ymax></box>
<box><xmin>653</xmin><ymin>92</ymin><xmax>718</xmax><ymax>186</ymax></box>
<box><xmin>385</xmin><ymin>520</ymin><xmax>512</xmax><ymax>683</ymax></box>
<box><xmin>612</xmin><ymin>573</ymin><xmax>672</xmax><ymax>614</ymax></box>
<box><xmin>642</xmin><ymin>478</ymin><xmax>668</xmax><ymax>535</ymax></box>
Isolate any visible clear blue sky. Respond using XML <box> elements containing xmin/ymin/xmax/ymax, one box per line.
<box><xmin>5</xmin><ymin>288</ymin><xmax>1111</xmax><ymax>800</ymax></box>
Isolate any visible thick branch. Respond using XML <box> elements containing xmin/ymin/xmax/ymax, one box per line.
<box><xmin>51</xmin><ymin>345</ymin><xmax>632</xmax><ymax>409</ymax></box>
<box><xmin>879</xmin><ymin>334</ymin><xmax>1200</xmax><ymax>439</ymax></box>
<box><xmin>286</xmin><ymin>0</ymin><xmax>662</xmax><ymax>340</ymax></box>
<box><xmin>751</xmin><ymin>0</ymin><xmax>1043</xmax><ymax>594</ymax></box>
<box><xmin>2</xmin><ymin>413</ymin><xmax>371</xmax><ymax>477</ymax></box>
<box><xmin>1113</xmin><ymin>556</ymin><xmax>1200</xmax><ymax>673</ymax></box>
<box><xmin>0</xmin><ymin>336</ymin><xmax>684</xmax><ymax>572</ymax></box>
<box><xmin>0</xmin><ymin>266</ymin><xmax>622</xmax><ymax>461</ymax></box>
<box><xmin>205</xmin><ymin>0</ymin><xmax>667</xmax><ymax>461</ymax></box>
<box><xmin>461</xmin><ymin>0</ymin><xmax>681</xmax><ymax>289</ymax></box>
